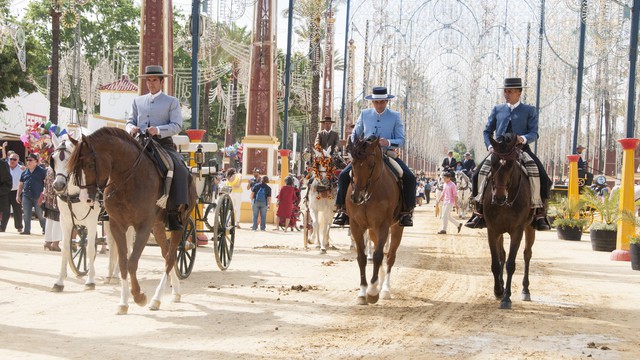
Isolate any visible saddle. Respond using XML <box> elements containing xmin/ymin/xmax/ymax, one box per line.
<box><xmin>141</xmin><ymin>136</ymin><xmax>175</xmax><ymax>209</ymax></box>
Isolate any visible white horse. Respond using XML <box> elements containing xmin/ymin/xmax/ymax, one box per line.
<box><xmin>455</xmin><ymin>170</ymin><xmax>472</xmax><ymax>219</ymax></box>
<box><xmin>306</xmin><ymin>148</ymin><xmax>335</xmax><ymax>253</ymax></box>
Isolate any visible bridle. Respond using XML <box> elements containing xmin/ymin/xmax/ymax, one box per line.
<box><xmin>52</xmin><ymin>141</ymin><xmax>94</xmax><ymax>222</ymax></box>
<box><xmin>489</xmin><ymin>144</ymin><xmax>523</xmax><ymax>207</ymax></box>
<box><xmin>349</xmin><ymin>144</ymin><xmax>382</xmax><ymax>205</ymax></box>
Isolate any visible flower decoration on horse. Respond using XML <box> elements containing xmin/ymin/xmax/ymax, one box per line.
<box><xmin>20</xmin><ymin>121</ymin><xmax>67</xmax><ymax>159</ymax></box>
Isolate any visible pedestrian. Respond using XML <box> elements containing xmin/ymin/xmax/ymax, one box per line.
<box><xmin>423</xmin><ymin>179</ymin><xmax>432</xmax><ymax>204</ymax></box>
<box><xmin>436</xmin><ymin>172</ymin><xmax>462</xmax><ymax>234</ymax></box>
<box><xmin>17</xmin><ymin>153</ymin><xmax>46</xmax><ymax>235</ymax></box>
<box><xmin>247</xmin><ymin>168</ymin><xmax>261</xmax><ymax>190</ymax></box>
<box><xmin>466</xmin><ymin>77</ymin><xmax>551</xmax><ymax>231</ymax></box>
<box><xmin>42</xmin><ymin>164</ymin><xmax>61</xmax><ymax>251</ymax></box>
<box><xmin>274</xmin><ymin>176</ymin><xmax>297</xmax><ymax>231</ymax></box>
<box><xmin>3</xmin><ymin>153</ymin><xmax>24</xmax><ymax>232</ymax></box>
<box><xmin>226</xmin><ymin>168</ymin><xmax>243</xmax><ymax>228</ymax></box>
<box><xmin>251</xmin><ymin>175</ymin><xmax>271</xmax><ymax>231</ymax></box>
<box><xmin>126</xmin><ymin>65</ymin><xmax>190</xmax><ymax>231</ymax></box>
<box><xmin>0</xmin><ymin>156</ymin><xmax>11</xmax><ymax>232</ymax></box>
<box><xmin>416</xmin><ymin>182</ymin><xmax>425</xmax><ymax>207</ymax></box>
<box><xmin>333</xmin><ymin>86</ymin><xmax>416</xmax><ymax>227</ymax></box>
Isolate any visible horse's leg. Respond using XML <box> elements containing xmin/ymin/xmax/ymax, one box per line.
<box><xmin>127</xmin><ymin>224</ymin><xmax>152</xmax><ymax>309</ymax></box>
<box><xmin>487</xmin><ymin>230</ymin><xmax>505</xmax><ymax>299</ymax></box>
<box><xmin>521</xmin><ymin>225</ymin><xmax>536</xmax><ymax>301</ymax></box>
<box><xmin>311</xmin><ymin>208</ymin><xmax>320</xmax><ymax>248</ymax></box>
<box><xmin>110</xmin><ymin>222</ymin><xmax>130</xmax><ymax>315</ymax></box>
<box><xmin>52</xmin><ymin>216</ymin><xmax>72</xmax><ymax>292</ymax></box>
<box><xmin>351</xmin><ymin>222</ymin><xmax>368</xmax><ymax>305</ymax></box>
<box><xmin>83</xmin><ymin>214</ymin><xmax>99</xmax><ymax>290</ymax></box>
<box><xmin>381</xmin><ymin>225</ymin><xmax>403</xmax><ymax>300</ymax></box>
<box><xmin>500</xmin><ymin>230</ymin><xmax>524</xmax><ymax>309</ymax></box>
<box><xmin>367</xmin><ymin>225</ymin><xmax>390</xmax><ymax>304</ymax></box>
<box><xmin>150</xmin><ymin>222</ymin><xmax>181</xmax><ymax>310</ymax></box>
<box><xmin>320</xmin><ymin>206</ymin><xmax>331</xmax><ymax>253</ymax></box>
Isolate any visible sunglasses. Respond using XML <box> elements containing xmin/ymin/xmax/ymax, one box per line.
<box><xmin>26</xmin><ymin>159</ymin><xmax>35</xmax><ymax>162</ymax></box>
<box><xmin>9</xmin><ymin>158</ymin><xmax>18</xmax><ymax>161</ymax></box>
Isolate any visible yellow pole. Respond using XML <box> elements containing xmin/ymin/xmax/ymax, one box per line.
<box><xmin>279</xmin><ymin>149</ymin><xmax>291</xmax><ymax>187</ymax></box>
<box><xmin>612</xmin><ymin>138</ymin><xmax>639</xmax><ymax>261</ymax></box>
<box><xmin>567</xmin><ymin>154</ymin><xmax>580</xmax><ymax>215</ymax></box>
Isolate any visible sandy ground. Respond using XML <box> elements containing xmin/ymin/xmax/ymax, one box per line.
<box><xmin>0</xmin><ymin>203</ymin><xmax>639</xmax><ymax>360</ymax></box>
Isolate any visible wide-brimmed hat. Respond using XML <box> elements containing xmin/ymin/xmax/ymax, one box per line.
<box><xmin>577</xmin><ymin>144</ymin><xmax>585</xmax><ymax>150</ymax></box>
<box><xmin>140</xmin><ymin>65</ymin><xmax>171</xmax><ymax>78</ymax></box>
<box><xmin>464</xmin><ymin>152</ymin><xmax>471</xmax><ymax>156</ymax></box>
<box><xmin>364</xmin><ymin>86</ymin><xmax>395</xmax><ymax>101</ymax></box>
<box><xmin>320</xmin><ymin>116</ymin><xmax>335</xmax><ymax>123</ymax></box>
<box><xmin>499</xmin><ymin>77</ymin><xmax>527</xmax><ymax>89</ymax></box>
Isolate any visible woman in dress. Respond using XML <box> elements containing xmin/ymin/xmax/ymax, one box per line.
<box><xmin>274</xmin><ymin>176</ymin><xmax>296</xmax><ymax>231</ymax></box>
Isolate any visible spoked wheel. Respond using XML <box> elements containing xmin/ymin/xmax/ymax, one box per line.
<box><xmin>175</xmin><ymin>218</ymin><xmax>197</xmax><ymax>279</ymax></box>
<box><xmin>68</xmin><ymin>225</ymin><xmax>95</xmax><ymax>276</ymax></box>
<box><xmin>212</xmin><ymin>194</ymin><xmax>235</xmax><ymax>270</ymax></box>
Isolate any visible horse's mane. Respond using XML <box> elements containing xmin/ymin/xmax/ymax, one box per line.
<box><xmin>491</xmin><ymin>133</ymin><xmax>520</xmax><ymax>161</ymax></box>
<box><xmin>349</xmin><ymin>135</ymin><xmax>379</xmax><ymax>161</ymax></box>
<box><xmin>67</xmin><ymin>127</ymin><xmax>143</xmax><ymax>186</ymax></box>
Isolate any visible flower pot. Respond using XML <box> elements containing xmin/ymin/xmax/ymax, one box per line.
<box><xmin>556</xmin><ymin>225</ymin><xmax>583</xmax><ymax>241</ymax></box>
<box><xmin>589</xmin><ymin>229</ymin><xmax>617</xmax><ymax>252</ymax></box>
<box><xmin>631</xmin><ymin>243</ymin><xmax>640</xmax><ymax>271</ymax></box>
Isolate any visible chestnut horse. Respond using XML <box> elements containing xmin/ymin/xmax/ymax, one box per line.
<box><xmin>68</xmin><ymin>127</ymin><xmax>196</xmax><ymax>314</ymax></box>
<box><xmin>483</xmin><ymin>133</ymin><xmax>535</xmax><ymax>309</ymax></box>
<box><xmin>347</xmin><ymin>135</ymin><xmax>404</xmax><ymax>305</ymax></box>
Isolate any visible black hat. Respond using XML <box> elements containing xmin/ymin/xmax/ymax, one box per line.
<box><xmin>140</xmin><ymin>65</ymin><xmax>171</xmax><ymax>78</ymax></box>
<box><xmin>499</xmin><ymin>78</ymin><xmax>527</xmax><ymax>89</ymax></box>
<box><xmin>443</xmin><ymin>171</ymin><xmax>453</xmax><ymax>178</ymax></box>
<box><xmin>320</xmin><ymin>116</ymin><xmax>335</xmax><ymax>123</ymax></box>
<box><xmin>364</xmin><ymin>86</ymin><xmax>395</xmax><ymax>100</ymax></box>
<box><xmin>577</xmin><ymin>144</ymin><xmax>585</xmax><ymax>150</ymax></box>
<box><xmin>27</xmin><ymin>153</ymin><xmax>38</xmax><ymax>161</ymax></box>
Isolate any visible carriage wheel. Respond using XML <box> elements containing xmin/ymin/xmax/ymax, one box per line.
<box><xmin>578</xmin><ymin>178</ymin><xmax>586</xmax><ymax>187</ymax></box>
<box><xmin>68</xmin><ymin>225</ymin><xmax>95</xmax><ymax>277</ymax></box>
<box><xmin>175</xmin><ymin>217</ymin><xmax>197</xmax><ymax>279</ymax></box>
<box><xmin>212</xmin><ymin>194</ymin><xmax>235</xmax><ymax>270</ymax></box>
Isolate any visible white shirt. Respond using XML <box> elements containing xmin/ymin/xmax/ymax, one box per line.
<box><xmin>9</xmin><ymin>165</ymin><xmax>22</xmax><ymax>191</ymax></box>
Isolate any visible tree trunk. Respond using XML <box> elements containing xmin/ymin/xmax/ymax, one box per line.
<box><xmin>50</xmin><ymin>8</ymin><xmax>61</xmax><ymax>125</ymax></box>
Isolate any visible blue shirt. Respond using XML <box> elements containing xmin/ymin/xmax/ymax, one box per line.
<box><xmin>126</xmin><ymin>92</ymin><xmax>183</xmax><ymax>138</ymax></box>
<box><xmin>350</xmin><ymin>108</ymin><xmax>405</xmax><ymax>148</ymax></box>
<box><xmin>483</xmin><ymin>103</ymin><xmax>538</xmax><ymax>149</ymax></box>
<box><xmin>20</xmin><ymin>165</ymin><xmax>46</xmax><ymax>200</ymax></box>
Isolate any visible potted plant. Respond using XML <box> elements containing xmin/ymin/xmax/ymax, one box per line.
<box><xmin>551</xmin><ymin>196</ymin><xmax>588</xmax><ymax>241</ymax></box>
<box><xmin>582</xmin><ymin>189</ymin><xmax>620</xmax><ymax>252</ymax></box>
<box><xmin>619</xmin><ymin>211</ymin><xmax>640</xmax><ymax>271</ymax></box>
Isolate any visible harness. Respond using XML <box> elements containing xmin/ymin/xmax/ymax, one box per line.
<box><xmin>485</xmin><ymin>145</ymin><xmax>524</xmax><ymax>207</ymax></box>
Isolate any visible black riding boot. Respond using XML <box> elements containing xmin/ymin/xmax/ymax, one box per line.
<box><xmin>532</xmin><ymin>202</ymin><xmax>551</xmax><ymax>231</ymax></box>
<box><xmin>464</xmin><ymin>202</ymin><xmax>486</xmax><ymax>229</ymax></box>
<box><xmin>399</xmin><ymin>210</ymin><xmax>413</xmax><ymax>227</ymax></box>
<box><xmin>332</xmin><ymin>205</ymin><xmax>349</xmax><ymax>226</ymax></box>
<box><xmin>167</xmin><ymin>210</ymin><xmax>183</xmax><ymax>231</ymax></box>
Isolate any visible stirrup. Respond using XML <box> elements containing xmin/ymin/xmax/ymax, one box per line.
<box><xmin>399</xmin><ymin>213</ymin><xmax>413</xmax><ymax>227</ymax></box>
<box><xmin>464</xmin><ymin>213</ymin><xmax>485</xmax><ymax>229</ymax></box>
<box><xmin>333</xmin><ymin>210</ymin><xmax>349</xmax><ymax>226</ymax></box>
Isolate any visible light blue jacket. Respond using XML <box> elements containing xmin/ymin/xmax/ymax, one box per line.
<box><xmin>483</xmin><ymin>103</ymin><xmax>538</xmax><ymax>149</ymax></box>
<box><xmin>126</xmin><ymin>92</ymin><xmax>182</xmax><ymax>138</ymax></box>
<box><xmin>350</xmin><ymin>108</ymin><xmax>405</xmax><ymax>149</ymax></box>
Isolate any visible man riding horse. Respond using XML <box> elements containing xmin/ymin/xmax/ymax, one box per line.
<box><xmin>126</xmin><ymin>65</ymin><xmax>190</xmax><ymax>231</ymax></box>
<box><xmin>465</xmin><ymin>77</ymin><xmax>551</xmax><ymax>231</ymax></box>
<box><xmin>333</xmin><ymin>86</ymin><xmax>416</xmax><ymax>227</ymax></box>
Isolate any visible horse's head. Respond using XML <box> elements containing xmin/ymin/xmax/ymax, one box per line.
<box><xmin>347</xmin><ymin>134</ymin><xmax>381</xmax><ymax>205</ymax></box>
<box><xmin>68</xmin><ymin>134</ymin><xmax>108</xmax><ymax>202</ymax></box>
<box><xmin>51</xmin><ymin>136</ymin><xmax>72</xmax><ymax>194</ymax></box>
<box><xmin>488</xmin><ymin>133</ymin><xmax>521</xmax><ymax>206</ymax></box>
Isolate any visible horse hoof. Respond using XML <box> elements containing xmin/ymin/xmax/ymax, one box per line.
<box><xmin>173</xmin><ymin>294</ymin><xmax>181</xmax><ymax>303</ymax></box>
<box><xmin>320</xmin><ymin>248</ymin><xmax>327</xmax><ymax>254</ymax></box>
<box><xmin>367</xmin><ymin>294</ymin><xmax>379</xmax><ymax>304</ymax></box>
<box><xmin>356</xmin><ymin>296</ymin><xmax>368</xmax><ymax>305</ymax></box>
<box><xmin>50</xmin><ymin>284</ymin><xmax>64</xmax><ymax>293</ymax></box>
<box><xmin>103</xmin><ymin>277</ymin><xmax>112</xmax><ymax>285</ymax></box>
<box><xmin>380</xmin><ymin>290</ymin><xmax>391</xmax><ymax>300</ymax></box>
<box><xmin>500</xmin><ymin>300</ymin><xmax>512</xmax><ymax>310</ymax></box>
<box><xmin>134</xmin><ymin>293</ymin><xmax>148</xmax><ymax>307</ymax></box>
<box><xmin>522</xmin><ymin>293</ymin><xmax>531</xmax><ymax>302</ymax></box>
<box><xmin>116</xmin><ymin>305</ymin><xmax>129</xmax><ymax>315</ymax></box>
<box><xmin>149</xmin><ymin>299</ymin><xmax>161</xmax><ymax>311</ymax></box>
<box><xmin>85</xmin><ymin>283</ymin><xmax>96</xmax><ymax>291</ymax></box>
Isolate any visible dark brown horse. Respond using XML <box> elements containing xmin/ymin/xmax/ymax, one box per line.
<box><xmin>68</xmin><ymin>127</ymin><xmax>196</xmax><ymax>314</ymax></box>
<box><xmin>347</xmin><ymin>135</ymin><xmax>404</xmax><ymax>305</ymax></box>
<box><xmin>483</xmin><ymin>133</ymin><xmax>535</xmax><ymax>309</ymax></box>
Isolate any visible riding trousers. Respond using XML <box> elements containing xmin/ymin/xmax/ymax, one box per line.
<box><xmin>155</xmin><ymin>137</ymin><xmax>190</xmax><ymax>209</ymax></box>
<box><xmin>336</xmin><ymin>157</ymin><xmax>416</xmax><ymax>210</ymax></box>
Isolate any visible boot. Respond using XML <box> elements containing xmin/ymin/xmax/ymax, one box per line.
<box><xmin>464</xmin><ymin>202</ymin><xmax>486</xmax><ymax>229</ymax></box>
<box><xmin>167</xmin><ymin>211</ymin><xmax>183</xmax><ymax>231</ymax></box>
<box><xmin>399</xmin><ymin>210</ymin><xmax>413</xmax><ymax>227</ymax></box>
<box><xmin>332</xmin><ymin>205</ymin><xmax>349</xmax><ymax>226</ymax></box>
<box><xmin>532</xmin><ymin>205</ymin><xmax>551</xmax><ymax>231</ymax></box>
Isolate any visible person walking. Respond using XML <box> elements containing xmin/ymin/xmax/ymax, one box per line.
<box><xmin>251</xmin><ymin>175</ymin><xmax>271</xmax><ymax>231</ymax></box>
<box><xmin>274</xmin><ymin>176</ymin><xmax>296</xmax><ymax>231</ymax></box>
<box><xmin>42</xmin><ymin>164</ymin><xmax>62</xmax><ymax>251</ymax></box>
<box><xmin>3</xmin><ymin>153</ymin><xmax>23</xmax><ymax>232</ymax></box>
<box><xmin>465</xmin><ymin>77</ymin><xmax>551</xmax><ymax>231</ymax></box>
<box><xmin>226</xmin><ymin>168</ymin><xmax>243</xmax><ymax>228</ymax></box>
<box><xmin>0</xmin><ymin>155</ymin><xmax>12</xmax><ymax>232</ymax></box>
<box><xmin>333</xmin><ymin>86</ymin><xmax>416</xmax><ymax>227</ymax></box>
<box><xmin>436</xmin><ymin>172</ymin><xmax>462</xmax><ymax>234</ymax></box>
<box><xmin>423</xmin><ymin>179</ymin><xmax>432</xmax><ymax>204</ymax></box>
<box><xmin>17</xmin><ymin>154</ymin><xmax>46</xmax><ymax>235</ymax></box>
<box><xmin>126</xmin><ymin>65</ymin><xmax>190</xmax><ymax>231</ymax></box>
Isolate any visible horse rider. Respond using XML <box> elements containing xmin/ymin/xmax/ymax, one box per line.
<box><xmin>126</xmin><ymin>65</ymin><xmax>190</xmax><ymax>231</ymax></box>
<box><xmin>465</xmin><ymin>77</ymin><xmax>551</xmax><ymax>231</ymax></box>
<box><xmin>332</xmin><ymin>86</ymin><xmax>416</xmax><ymax>227</ymax></box>
<box><xmin>576</xmin><ymin>144</ymin><xmax>593</xmax><ymax>185</ymax></box>
<box><xmin>461</xmin><ymin>152</ymin><xmax>476</xmax><ymax>178</ymax></box>
<box><xmin>441</xmin><ymin>150</ymin><xmax>457</xmax><ymax>171</ymax></box>
<box><xmin>314</xmin><ymin>116</ymin><xmax>340</xmax><ymax>155</ymax></box>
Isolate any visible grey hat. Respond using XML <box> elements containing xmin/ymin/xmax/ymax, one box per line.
<box><xmin>140</xmin><ymin>65</ymin><xmax>171</xmax><ymax>78</ymax></box>
<box><xmin>364</xmin><ymin>86</ymin><xmax>395</xmax><ymax>101</ymax></box>
<box><xmin>499</xmin><ymin>77</ymin><xmax>527</xmax><ymax>89</ymax></box>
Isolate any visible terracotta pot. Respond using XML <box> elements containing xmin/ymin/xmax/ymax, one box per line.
<box><xmin>556</xmin><ymin>225</ymin><xmax>583</xmax><ymax>241</ymax></box>
<box><xmin>589</xmin><ymin>229</ymin><xmax>617</xmax><ymax>252</ymax></box>
<box><xmin>630</xmin><ymin>243</ymin><xmax>640</xmax><ymax>271</ymax></box>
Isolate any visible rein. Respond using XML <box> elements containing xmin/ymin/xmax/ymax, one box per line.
<box><xmin>490</xmin><ymin>146</ymin><xmax>523</xmax><ymax>207</ymax></box>
<box><xmin>349</xmin><ymin>152</ymin><xmax>380</xmax><ymax>202</ymax></box>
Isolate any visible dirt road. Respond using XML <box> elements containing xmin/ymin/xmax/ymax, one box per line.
<box><xmin>0</xmin><ymin>204</ymin><xmax>638</xmax><ymax>359</ymax></box>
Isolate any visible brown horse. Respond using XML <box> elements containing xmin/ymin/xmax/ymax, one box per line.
<box><xmin>347</xmin><ymin>135</ymin><xmax>404</xmax><ymax>305</ymax></box>
<box><xmin>483</xmin><ymin>133</ymin><xmax>535</xmax><ymax>309</ymax></box>
<box><xmin>68</xmin><ymin>127</ymin><xmax>196</xmax><ymax>314</ymax></box>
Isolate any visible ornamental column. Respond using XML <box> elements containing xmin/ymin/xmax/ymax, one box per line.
<box><xmin>139</xmin><ymin>0</ymin><xmax>174</xmax><ymax>95</ymax></box>
<box><xmin>567</xmin><ymin>155</ymin><xmax>580</xmax><ymax>211</ymax></box>
<box><xmin>612</xmin><ymin>138</ymin><xmax>640</xmax><ymax>261</ymax></box>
